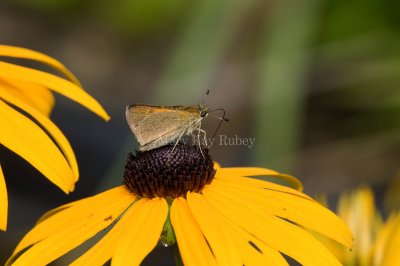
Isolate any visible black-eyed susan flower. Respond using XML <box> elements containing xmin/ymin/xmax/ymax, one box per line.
<box><xmin>322</xmin><ymin>187</ymin><xmax>400</xmax><ymax>266</ymax></box>
<box><xmin>8</xmin><ymin>144</ymin><xmax>353</xmax><ymax>265</ymax></box>
<box><xmin>0</xmin><ymin>45</ymin><xmax>109</xmax><ymax>231</ymax></box>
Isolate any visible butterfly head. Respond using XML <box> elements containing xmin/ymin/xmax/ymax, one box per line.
<box><xmin>199</xmin><ymin>105</ymin><xmax>209</xmax><ymax>118</ymax></box>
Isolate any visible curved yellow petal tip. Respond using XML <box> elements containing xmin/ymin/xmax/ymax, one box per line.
<box><xmin>213</xmin><ymin>162</ymin><xmax>221</xmax><ymax>169</ymax></box>
<box><xmin>218</xmin><ymin>167</ymin><xmax>303</xmax><ymax>191</ymax></box>
<box><xmin>93</xmin><ymin>105</ymin><xmax>110</xmax><ymax>122</ymax></box>
<box><xmin>0</xmin><ymin>45</ymin><xmax>111</xmax><ymax>122</ymax></box>
<box><xmin>103</xmin><ymin>113</ymin><xmax>111</xmax><ymax>122</ymax></box>
<box><xmin>0</xmin><ymin>100</ymin><xmax>77</xmax><ymax>195</ymax></box>
<box><xmin>0</xmin><ymin>45</ymin><xmax>80</xmax><ymax>86</ymax></box>
<box><xmin>68</xmin><ymin>182</ymin><xmax>76</xmax><ymax>194</ymax></box>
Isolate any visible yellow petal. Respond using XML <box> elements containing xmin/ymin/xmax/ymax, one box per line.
<box><xmin>0</xmin><ymin>164</ymin><xmax>8</xmax><ymax>231</ymax></box>
<box><xmin>35</xmin><ymin>204</ymin><xmax>72</xmax><ymax>224</ymax></box>
<box><xmin>203</xmin><ymin>187</ymin><xmax>342</xmax><ymax>265</ymax></box>
<box><xmin>376</xmin><ymin>213</ymin><xmax>400</xmax><ymax>266</ymax></box>
<box><xmin>215</xmin><ymin>171</ymin><xmax>310</xmax><ymax>200</ymax></box>
<box><xmin>112</xmin><ymin>198</ymin><xmax>168</xmax><ymax>266</ymax></box>
<box><xmin>0</xmin><ymin>61</ymin><xmax>109</xmax><ymax>121</ymax></box>
<box><xmin>218</xmin><ymin>167</ymin><xmax>280</xmax><ymax>176</ymax></box>
<box><xmin>9</xmin><ymin>186</ymin><xmax>134</xmax><ymax>266</ymax></box>
<box><xmin>374</xmin><ymin>215</ymin><xmax>393</xmax><ymax>265</ymax></box>
<box><xmin>337</xmin><ymin>187</ymin><xmax>377</xmax><ymax>264</ymax></box>
<box><xmin>0</xmin><ymin>78</ymin><xmax>54</xmax><ymax>117</ymax></box>
<box><xmin>186</xmin><ymin>192</ymin><xmax>243</xmax><ymax>266</ymax></box>
<box><xmin>71</xmin><ymin>199</ymin><xmax>147</xmax><ymax>266</ymax></box>
<box><xmin>170</xmin><ymin>197</ymin><xmax>217</xmax><ymax>266</ymax></box>
<box><xmin>0</xmin><ymin>99</ymin><xmax>74</xmax><ymax>193</ymax></box>
<box><xmin>12</xmin><ymin>186</ymin><xmax>132</xmax><ymax>255</ymax></box>
<box><xmin>0</xmin><ymin>45</ymin><xmax>80</xmax><ymax>85</ymax></box>
<box><xmin>217</xmin><ymin>167</ymin><xmax>303</xmax><ymax>191</ymax></box>
<box><xmin>0</xmin><ymin>85</ymin><xmax>78</xmax><ymax>180</ymax></box>
<box><xmin>206</xmin><ymin>179</ymin><xmax>353</xmax><ymax>247</ymax></box>
<box><xmin>223</xmin><ymin>215</ymin><xmax>288</xmax><ymax>266</ymax></box>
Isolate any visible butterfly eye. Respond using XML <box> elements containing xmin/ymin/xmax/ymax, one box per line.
<box><xmin>200</xmin><ymin>110</ymin><xmax>208</xmax><ymax>117</ymax></box>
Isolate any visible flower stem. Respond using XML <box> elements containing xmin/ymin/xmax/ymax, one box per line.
<box><xmin>160</xmin><ymin>202</ymin><xmax>176</xmax><ymax>247</ymax></box>
<box><xmin>160</xmin><ymin>202</ymin><xmax>183</xmax><ymax>265</ymax></box>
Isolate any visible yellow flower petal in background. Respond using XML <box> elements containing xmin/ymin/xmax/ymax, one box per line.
<box><xmin>336</xmin><ymin>187</ymin><xmax>380</xmax><ymax>265</ymax></box>
<box><xmin>0</xmin><ymin>61</ymin><xmax>109</xmax><ymax>121</ymax></box>
<box><xmin>0</xmin><ymin>45</ymin><xmax>80</xmax><ymax>85</ymax></box>
<box><xmin>374</xmin><ymin>213</ymin><xmax>398</xmax><ymax>266</ymax></box>
<box><xmin>0</xmin><ymin>164</ymin><xmax>8</xmax><ymax>231</ymax></box>
<box><xmin>0</xmin><ymin>100</ymin><xmax>74</xmax><ymax>193</ymax></box>
<box><xmin>321</xmin><ymin>186</ymin><xmax>400</xmax><ymax>266</ymax></box>
<box><xmin>0</xmin><ymin>86</ymin><xmax>78</xmax><ymax>179</ymax></box>
<box><xmin>170</xmin><ymin>197</ymin><xmax>217</xmax><ymax>266</ymax></box>
<box><xmin>376</xmin><ymin>213</ymin><xmax>400</xmax><ymax>266</ymax></box>
<box><xmin>0</xmin><ymin>78</ymin><xmax>54</xmax><ymax>116</ymax></box>
<box><xmin>0</xmin><ymin>44</ymin><xmax>110</xmax><ymax>231</ymax></box>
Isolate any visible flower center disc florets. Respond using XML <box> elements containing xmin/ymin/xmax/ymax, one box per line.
<box><xmin>123</xmin><ymin>144</ymin><xmax>216</xmax><ymax>199</ymax></box>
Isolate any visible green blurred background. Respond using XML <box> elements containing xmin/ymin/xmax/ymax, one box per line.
<box><xmin>1</xmin><ymin>0</ymin><xmax>399</xmax><ymax>264</ymax></box>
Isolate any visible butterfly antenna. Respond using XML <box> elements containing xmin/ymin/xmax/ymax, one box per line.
<box><xmin>202</xmin><ymin>89</ymin><xmax>210</xmax><ymax>106</ymax></box>
<box><xmin>208</xmin><ymin>108</ymin><xmax>229</xmax><ymax>140</ymax></box>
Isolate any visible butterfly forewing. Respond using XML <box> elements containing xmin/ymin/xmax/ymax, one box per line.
<box><xmin>126</xmin><ymin>105</ymin><xmax>200</xmax><ymax>147</ymax></box>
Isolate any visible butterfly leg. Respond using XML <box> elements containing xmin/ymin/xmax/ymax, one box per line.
<box><xmin>195</xmin><ymin>123</ymin><xmax>208</xmax><ymax>158</ymax></box>
<box><xmin>199</xmin><ymin>129</ymin><xmax>207</xmax><ymax>146</ymax></box>
<box><xmin>196</xmin><ymin>122</ymin><xmax>207</xmax><ymax>146</ymax></box>
<box><xmin>168</xmin><ymin>127</ymin><xmax>189</xmax><ymax>156</ymax></box>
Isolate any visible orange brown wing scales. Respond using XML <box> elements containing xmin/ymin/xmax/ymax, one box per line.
<box><xmin>126</xmin><ymin>105</ymin><xmax>204</xmax><ymax>151</ymax></box>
